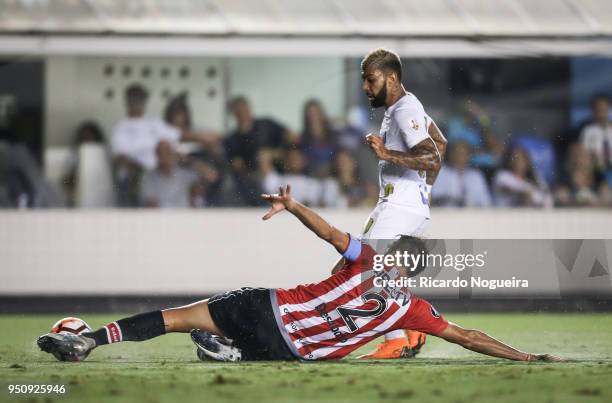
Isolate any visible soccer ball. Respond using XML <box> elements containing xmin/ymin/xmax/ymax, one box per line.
<box><xmin>48</xmin><ymin>317</ymin><xmax>93</xmax><ymax>362</ymax></box>
<box><xmin>51</xmin><ymin>317</ymin><xmax>92</xmax><ymax>335</ymax></box>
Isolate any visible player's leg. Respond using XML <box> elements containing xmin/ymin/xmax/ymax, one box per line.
<box><xmin>360</xmin><ymin>205</ymin><xmax>428</xmax><ymax>359</ymax></box>
<box><xmin>37</xmin><ymin>299</ymin><xmax>224</xmax><ymax>361</ymax></box>
<box><xmin>437</xmin><ymin>322</ymin><xmax>562</xmax><ymax>362</ymax></box>
<box><xmin>83</xmin><ymin>299</ymin><xmax>223</xmax><ymax>345</ymax></box>
<box><xmin>401</xmin><ymin>216</ymin><xmax>429</xmax><ymax>354</ymax></box>
<box><xmin>162</xmin><ymin>300</ymin><xmax>224</xmax><ymax>334</ymax></box>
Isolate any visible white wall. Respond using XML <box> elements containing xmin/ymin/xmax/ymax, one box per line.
<box><xmin>1</xmin><ymin>209</ymin><xmax>610</xmax><ymax>296</ymax></box>
<box><xmin>227</xmin><ymin>57</ymin><xmax>346</xmax><ymax>131</ymax></box>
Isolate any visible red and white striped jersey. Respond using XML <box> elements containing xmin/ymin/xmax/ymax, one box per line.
<box><xmin>270</xmin><ymin>242</ymin><xmax>414</xmax><ymax>361</ymax></box>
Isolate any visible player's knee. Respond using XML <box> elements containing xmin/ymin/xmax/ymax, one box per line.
<box><xmin>163</xmin><ymin>306</ymin><xmax>201</xmax><ymax>332</ymax></box>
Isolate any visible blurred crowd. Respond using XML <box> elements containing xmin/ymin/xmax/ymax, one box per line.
<box><xmin>1</xmin><ymin>83</ymin><xmax>611</xmax><ymax>209</ymax></box>
<box><xmin>432</xmin><ymin>94</ymin><xmax>612</xmax><ymax>208</ymax></box>
<box><xmin>78</xmin><ymin>84</ymin><xmax>379</xmax><ymax>209</ymax></box>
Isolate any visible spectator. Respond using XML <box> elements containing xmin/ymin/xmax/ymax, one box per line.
<box><xmin>579</xmin><ymin>94</ymin><xmax>612</xmax><ymax>184</ymax></box>
<box><xmin>62</xmin><ymin>121</ymin><xmax>105</xmax><ymax>207</ymax></box>
<box><xmin>224</xmin><ymin>96</ymin><xmax>290</xmax><ymax>171</ymax></box>
<box><xmin>0</xmin><ymin>141</ymin><xmax>60</xmax><ymax>208</ymax></box>
<box><xmin>165</xmin><ymin>93</ymin><xmax>227</xmax><ymax>205</ymax></box>
<box><xmin>261</xmin><ymin>147</ymin><xmax>341</xmax><ymax>207</ymax></box>
<box><xmin>164</xmin><ymin>93</ymin><xmax>192</xmax><ymax>135</ymax></box>
<box><xmin>224</xmin><ymin>96</ymin><xmax>291</xmax><ymax>206</ymax></box>
<box><xmin>446</xmin><ymin>99</ymin><xmax>504</xmax><ymax>171</ymax></box>
<box><xmin>332</xmin><ymin>149</ymin><xmax>372</xmax><ymax>207</ymax></box>
<box><xmin>432</xmin><ymin>142</ymin><xmax>492</xmax><ymax>207</ymax></box>
<box><xmin>262</xmin><ymin>147</ymin><xmax>316</xmax><ymax>205</ymax></box>
<box><xmin>111</xmin><ymin>84</ymin><xmax>181</xmax><ymax>206</ymax></box>
<box><xmin>140</xmin><ymin>140</ymin><xmax>197</xmax><ymax>208</ymax></box>
<box><xmin>164</xmin><ymin>92</ymin><xmax>222</xmax><ymax>146</ymax></box>
<box><xmin>190</xmin><ymin>159</ymin><xmax>222</xmax><ymax>208</ymax></box>
<box><xmin>301</xmin><ymin>99</ymin><xmax>338</xmax><ymax>176</ymax></box>
<box><xmin>337</xmin><ymin>106</ymin><xmax>369</xmax><ymax>151</ymax></box>
<box><xmin>0</xmin><ymin>142</ymin><xmax>31</xmax><ymax>207</ymax></box>
<box><xmin>493</xmin><ymin>146</ymin><xmax>552</xmax><ymax>207</ymax></box>
<box><xmin>555</xmin><ymin>143</ymin><xmax>610</xmax><ymax>207</ymax></box>
<box><xmin>189</xmin><ymin>142</ymin><xmax>227</xmax><ymax>206</ymax></box>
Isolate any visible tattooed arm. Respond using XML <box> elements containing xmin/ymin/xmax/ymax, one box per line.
<box><xmin>425</xmin><ymin>120</ymin><xmax>447</xmax><ymax>186</ymax></box>
<box><xmin>366</xmin><ymin>133</ymin><xmax>442</xmax><ymax>172</ymax></box>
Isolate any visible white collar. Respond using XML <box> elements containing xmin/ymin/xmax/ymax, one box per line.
<box><xmin>385</xmin><ymin>92</ymin><xmax>409</xmax><ymax>115</ymax></box>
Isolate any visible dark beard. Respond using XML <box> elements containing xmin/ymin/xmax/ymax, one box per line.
<box><xmin>369</xmin><ymin>83</ymin><xmax>387</xmax><ymax>108</ymax></box>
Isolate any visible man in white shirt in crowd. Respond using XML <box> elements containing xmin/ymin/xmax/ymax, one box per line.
<box><xmin>111</xmin><ymin>84</ymin><xmax>181</xmax><ymax>206</ymax></box>
<box><xmin>580</xmin><ymin>94</ymin><xmax>612</xmax><ymax>179</ymax></box>
<box><xmin>432</xmin><ymin>141</ymin><xmax>492</xmax><ymax>207</ymax></box>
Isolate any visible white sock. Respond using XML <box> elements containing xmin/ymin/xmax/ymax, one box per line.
<box><xmin>384</xmin><ymin>330</ymin><xmax>406</xmax><ymax>341</ymax></box>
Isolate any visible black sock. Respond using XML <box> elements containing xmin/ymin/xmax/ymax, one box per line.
<box><xmin>83</xmin><ymin>310</ymin><xmax>166</xmax><ymax>347</ymax></box>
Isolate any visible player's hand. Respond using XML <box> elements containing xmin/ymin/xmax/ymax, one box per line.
<box><xmin>528</xmin><ymin>354</ymin><xmax>564</xmax><ymax>362</ymax></box>
<box><xmin>365</xmin><ymin>134</ymin><xmax>388</xmax><ymax>160</ymax></box>
<box><xmin>261</xmin><ymin>185</ymin><xmax>295</xmax><ymax>220</ymax></box>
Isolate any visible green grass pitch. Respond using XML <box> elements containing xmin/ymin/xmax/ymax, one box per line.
<box><xmin>1</xmin><ymin>313</ymin><xmax>611</xmax><ymax>403</ymax></box>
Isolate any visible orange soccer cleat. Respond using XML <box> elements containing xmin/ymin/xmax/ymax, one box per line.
<box><xmin>406</xmin><ymin>330</ymin><xmax>426</xmax><ymax>351</ymax></box>
<box><xmin>358</xmin><ymin>330</ymin><xmax>426</xmax><ymax>359</ymax></box>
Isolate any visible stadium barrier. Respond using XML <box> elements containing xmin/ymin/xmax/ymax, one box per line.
<box><xmin>1</xmin><ymin>209</ymin><xmax>610</xmax><ymax>298</ymax></box>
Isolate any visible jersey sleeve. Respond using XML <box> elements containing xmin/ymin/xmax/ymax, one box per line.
<box><xmin>341</xmin><ymin>234</ymin><xmax>362</xmax><ymax>262</ymax></box>
<box><xmin>394</xmin><ymin>105</ymin><xmax>430</xmax><ymax>149</ymax></box>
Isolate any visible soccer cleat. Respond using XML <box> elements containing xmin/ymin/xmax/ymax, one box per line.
<box><xmin>37</xmin><ymin>332</ymin><xmax>96</xmax><ymax>362</ymax></box>
<box><xmin>358</xmin><ymin>331</ymin><xmax>426</xmax><ymax>359</ymax></box>
<box><xmin>190</xmin><ymin>329</ymin><xmax>242</xmax><ymax>362</ymax></box>
<box><xmin>358</xmin><ymin>337</ymin><xmax>413</xmax><ymax>359</ymax></box>
<box><xmin>406</xmin><ymin>330</ymin><xmax>426</xmax><ymax>352</ymax></box>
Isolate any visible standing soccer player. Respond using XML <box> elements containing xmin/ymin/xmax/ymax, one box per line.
<box><xmin>357</xmin><ymin>48</ymin><xmax>448</xmax><ymax>359</ymax></box>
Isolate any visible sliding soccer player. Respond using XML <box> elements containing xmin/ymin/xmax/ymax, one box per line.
<box><xmin>357</xmin><ymin>48</ymin><xmax>448</xmax><ymax>359</ymax></box>
<box><xmin>37</xmin><ymin>185</ymin><xmax>559</xmax><ymax>364</ymax></box>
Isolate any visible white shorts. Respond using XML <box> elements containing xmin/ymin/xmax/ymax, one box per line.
<box><xmin>360</xmin><ymin>201</ymin><xmax>429</xmax><ymax>240</ymax></box>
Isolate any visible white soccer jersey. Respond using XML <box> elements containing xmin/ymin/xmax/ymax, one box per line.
<box><xmin>377</xmin><ymin>92</ymin><xmax>433</xmax><ymax>218</ymax></box>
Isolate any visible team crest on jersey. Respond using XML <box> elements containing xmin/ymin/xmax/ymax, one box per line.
<box><xmin>410</xmin><ymin>119</ymin><xmax>419</xmax><ymax>130</ymax></box>
<box><xmin>430</xmin><ymin>305</ymin><xmax>440</xmax><ymax>318</ymax></box>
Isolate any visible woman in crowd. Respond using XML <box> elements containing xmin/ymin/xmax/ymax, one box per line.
<box><xmin>301</xmin><ymin>99</ymin><xmax>338</xmax><ymax>177</ymax></box>
<box><xmin>493</xmin><ymin>146</ymin><xmax>552</xmax><ymax>207</ymax></box>
<box><xmin>555</xmin><ymin>143</ymin><xmax>612</xmax><ymax>207</ymax></box>
<box><xmin>332</xmin><ymin>149</ymin><xmax>377</xmax><ymax>207</ymax></box>
<box><xmin>164</xmin><ymin>94</ymin><xmax>226</xmax><ymax>206</ymax></box>
<box><xmin>62</xmin><ymin>121</ymin><xmax>106</xmax><ymax>207</ymax></box>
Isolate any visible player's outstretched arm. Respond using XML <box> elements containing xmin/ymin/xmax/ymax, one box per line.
<box><xmin>438</xmin><ymin>323</ymin><xmax>563</xmax><ymax>362</ymax></box>
<box><xmin>261</xmin><ymin>185</ymin><xmax>350</xmax><ymax>254</ymax></box>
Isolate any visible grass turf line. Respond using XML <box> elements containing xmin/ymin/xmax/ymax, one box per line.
<box><xmin>1</xmin><ymin>313</ymin><xmax>611</xmax><ymax>403</ymax></box>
